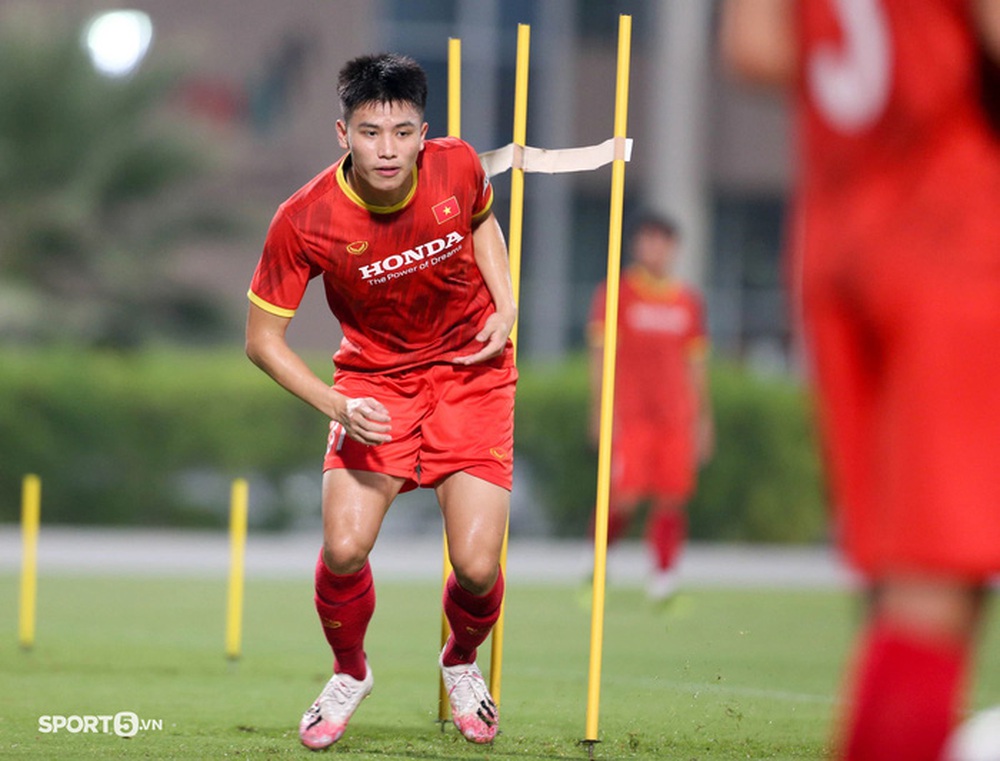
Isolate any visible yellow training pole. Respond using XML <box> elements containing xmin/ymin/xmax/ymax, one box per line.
<box><xmin>438</xmin><ymin>37</ymin><xmax>462</xmax><ymax>725</ymax></box>
<box><xmin>507</xmin><ymin>23</ymin><xmax>530</xmax><ymax>350</ymax></box>
<box><xmin>488</xmin><ymin>21</ymin><xmax>531</xmax><ymax>706</ymax></box>
<box><xmin>18</xmin><ymin>474</ymin><xmax>41</xmax><ymax>650</ymax></box>
<box><xmin>447</xmin><ymin>37</ymin><xmax>461</xmax><ymax>140</ymax></box>
<box><xmin>225</xmin><ymin>478</ymin><xmax>248</xmax><ymax>660</ymax></box>
<box><xmin>584</xmin><ymin>14</ymin><xmax>631</xmax><ymax>754</ymax></box>
<box><xmin>489</xmin><ymin>520</ymin><xmax>510</xmax><ymax>702</ymax></box>
<box><xmin>438</xmin><ymin>534</ymin><xmax>453</xmax><ymax>724</ymax></box>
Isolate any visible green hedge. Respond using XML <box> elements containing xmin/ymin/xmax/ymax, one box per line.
<box><xmin>513</xmin><ymin>356</ymin><xmax>828</xmax><ymax>542</ymax></box>
<box><xmin>690</xmin><ymin>364</ymin><xmax>827</xmax><ymax>542</ymax></box>
<box><xmin>0</xmin><ymin>348</ymin><xmax>328</xmax><ymax>529</ymax></box>
<box><xmin>0</xmin><ymin>349</ymin><xmax>828</xmax><ymax>542</ymax></box>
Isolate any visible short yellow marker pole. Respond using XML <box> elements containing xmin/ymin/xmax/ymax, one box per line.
<box><xmin>225</xmin><ymin>478</ymin><xmax>248</xmax><ymax>660</ymax></box>
<box><xmin>584</xmin><ymin>14</ymin><xmax>632</xmax><ymax>756</ymax></box>
<box><xmin>18</xmin><ymin>474</ymin><xmax>41</xmax><ymax>650</ymax></box>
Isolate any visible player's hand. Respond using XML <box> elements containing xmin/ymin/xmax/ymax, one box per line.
<box><xmin>337</xmin><ymin>396</ymin><xmax>392</xmax><ymax>446</ymax></box>
<box><xmin>453</xmin><ymin>312</ymin><xmax>514</xmax><ymax>365</ymax></box>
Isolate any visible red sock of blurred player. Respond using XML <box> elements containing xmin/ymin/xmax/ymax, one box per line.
<box><xmin>646</xmin><ymin>503</ymin><xmax>686</xmax><ymax>571</ymax></box>
<box><xmin>314</xmin><ymin>549</ymin><xmax>375</xmax><ymax>681</ymax></box>
<box><xmin>441</xmin><ymin>568</ymin><xmax>504</xmax><ymax>667</ymax></box>
<box><xmin>839</xmin><ymin>617</ymin><xmax>968</xmax><ymax>761</ymax></box>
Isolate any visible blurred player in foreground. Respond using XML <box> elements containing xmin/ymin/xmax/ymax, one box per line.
<box><xmin>588</xmin><ymin>213</ymin><xmax>713</xmax><ymax>602</ymax></box>
<box><xmin>245</xmin><ymin>53</ymin><xmax>516</xmax><ymax>749</ymax></box>
<box><xmin>721</xmin><ymin>1</ymin><xmax>1000</xmax><ymax>758</ymax></box>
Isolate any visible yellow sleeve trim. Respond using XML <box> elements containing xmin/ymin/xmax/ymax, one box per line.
<box><xmin>472</xmin><ymin>186</ymin><xmax>495</xmax><ymax>221</ymax></box>
<box><xmin>247</xmin><ymin>290</ymin><xmax>296</xmax><ymax>319</ymax></box>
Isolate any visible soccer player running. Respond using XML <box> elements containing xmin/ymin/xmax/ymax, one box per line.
<box><xmin>587</xmin><ymin>214</ymin><xmax>713</xmax><ymax>602</ymax></box>
<box><xmin>721</xmin><ymin>1</ymin><xmax>1000</xmax><ymax>759</ymax></box>
<box><xmin>245</xmin><ymin>53</ymin><xmax>516</xmax><ymax>749</ymax></box>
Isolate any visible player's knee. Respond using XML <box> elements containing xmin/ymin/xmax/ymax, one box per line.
<box><xmin>452</xmin><ymin>561</ymin><xmax>500</xmax><ymax>596</ymax></box>
<box><xmin>321</xmin><ymin>538</ymin><xmax>370</xmax><ymax>575</ymax></box>
<box><xmin>877</xmin><ymin>577</ymin><xmax>984</xmax><ymax>641</ymax></box>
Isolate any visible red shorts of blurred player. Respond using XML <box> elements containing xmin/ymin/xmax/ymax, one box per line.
<box><xmin>610</xmin><ymin>418</ymin><xmax>696</xmax><ymax>502</ymax></box>
<box><xmin>323</xmin><ymin>360</ymin><xmax>517</xmax><ymax>492</ymax></box>
<box><xmin>803</xmin><ymin>212</ymin><xmax>1000</xmax><ymax>580</ymax></box>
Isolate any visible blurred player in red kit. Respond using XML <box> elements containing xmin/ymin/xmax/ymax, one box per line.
<box><xmin>588</xmin><ymin>214</ymin><xmax>714</xmax><ymax>602</ymax></box>
<box><xmin>722</xmin><ymin>1</ymin><xmax>1000</xmax><ymax>758</ymax></box>
<box><xmin>245</xmin><ymin>53</ymin><xmax>516</xmax><ymax>749</ymax></box>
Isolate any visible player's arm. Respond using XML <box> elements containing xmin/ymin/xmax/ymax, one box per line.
<box><xmin>245</xmin><ymin>302</ymin><xmax>391</xmax><ymax>445</ymax></box>
<box><xmin>585</xmin><ymin>282</ymin><xmax>610</xmax><ymax>447</ymax></box>
<box><xmin>688</xmin><ymin>341</ymin><xmax>715</xmax><ymax>464</ymax></box>
<box><xmin>453</xmin><ymin>211</ymin><xmax>517</xmax><ymax>365</ymax></box>
<box><xmin>719</xmin><ymin>0</ymin><xmax>796</xmax><ymax>87</ymax></box>
<box><xmin>974</xmin><ymin>0</ymin><xmax>1000</xmax><ymax>63</ymax></box>
<box><xmin>587</xmin><ymin>319</ymin><xmax>605</xmax><ymax>448</ymax></box>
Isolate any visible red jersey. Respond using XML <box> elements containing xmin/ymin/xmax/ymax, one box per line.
<box><xmin>796</xmin><ymin>0</ymin><xmax>1000</xmax><ymax>274</ymax></box>
<box><xmin>589</xmin><ymin>267</ymin><xmax>707</xmax><ymax>426</ymax></box>
<box><xmin>248</xmin><ymin>137</ymin><xmax>505</xmax><ymax>374</ymax></box>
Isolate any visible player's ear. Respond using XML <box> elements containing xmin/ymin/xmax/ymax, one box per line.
<box><xmin>418</xmin><ymin>121</ymin><xmax>428</xmax><ymax>150</ymax></box>
<box><xmin>336</xmin><ymin>119</ymin><xmax>349</xmax><ymax>150</ymax></box>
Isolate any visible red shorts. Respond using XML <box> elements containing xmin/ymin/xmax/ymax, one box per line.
<box><xmin>802</xmin><ymin>212</ymin><xmax>1000</xmax><ymax>579</ymax></box>
<box><xmin>610</xmin><ymin>418</ymin><xmax>696</xmax><ymax>502</ymax></box>
<box><xmin>323</xmin><ymin>361</ymin><xmax>517</xmax><ymax>492</ymax></box>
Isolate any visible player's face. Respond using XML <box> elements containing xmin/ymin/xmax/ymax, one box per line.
<box><xmin>632</xmin><ymin>227</ymin><xmax>678</xmax><ymax>279</ymax></box>
<box><xmin>337</xmin><ymin>100</ymin><xmax>428</xmax><ymax>207</ymax></box>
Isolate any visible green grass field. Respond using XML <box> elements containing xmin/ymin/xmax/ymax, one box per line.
<box><xmin>2</xmin><ymin>573</ymin><xmax>999</xmax><ymax>760</ymax></box>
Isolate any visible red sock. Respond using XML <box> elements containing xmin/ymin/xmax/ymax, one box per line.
<box><xmin>646</xmin><ymin>506</ymin><xmax>686</xmax><ymax>571</ymax></box>
<box><xmin>441</xmin><ymin>568</ymin><xmax>504</xmax><ymax>667</ymax></box>
<box><xmin>838</xmin><ymin>618</ymin><xmax>968</xmax><ymax>761</ymax></box>
<box><xmin>314</xmin><ymin>549</ymin><xmax>375</xmax><ymax>681</ymax></box>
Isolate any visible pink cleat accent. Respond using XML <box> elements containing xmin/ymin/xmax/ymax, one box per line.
<box><xmin>439</xmin><ymin>652</ymin><xmax>499</xmax><ymax>744</ymax></box>
<box><xmin>299</xmin><ymin>663</ymin><xmax>373</xmax><ymax>750</ymax></box>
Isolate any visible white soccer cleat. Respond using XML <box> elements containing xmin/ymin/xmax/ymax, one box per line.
<box><xmin>647</xmin><ymin>568</ymin><xmax>681</xmax><ymax>603</ymax></box>
<box><xmin>439</xmin><ymin>652</ymin><xmax>499</xmax><ymax>744</ymax></box>
<box><xmin>298</xmin><ymin>663</ymin><xmax>374</xmax><ymax>750</ymax></box>
<box><xmin>945</xmin><ymin>706</ymin><xmax>1000</xmax><ymax>761</ymax></box>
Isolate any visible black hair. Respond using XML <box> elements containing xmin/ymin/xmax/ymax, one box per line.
<box><xmin>629</xmin><ymin>211</ymin><xmax>680</xmax><ymax>241</ymax></box>
<box><xmin>337</xmin><ymin>53</ymin><xmax>428</xmax><ymax>122</ymax></box>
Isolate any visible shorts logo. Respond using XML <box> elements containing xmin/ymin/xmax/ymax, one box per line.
<box><xmin>347</xmin><ymin>240</ymin><xmax>369</xmax><ymax>256</ymax></box>
<box><xmin>489</xmin><ymin>447</ymin><xmax>507</xmax><ymax>460</ymax></box>
<box><xmin>432</xmin><ymin>196</ymin><xmax>460</xmax><ymax>224</ymax></box>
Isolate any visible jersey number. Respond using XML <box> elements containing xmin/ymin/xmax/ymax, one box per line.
<box><xmin>807</xmin><ymin>0</ymin><xmax>892</xmax><ymax>132</ymax></box>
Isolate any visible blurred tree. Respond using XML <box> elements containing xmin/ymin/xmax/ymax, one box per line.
<box><xmin>0</xmin><ymin>12</ymin><xmax>236</xmax><ymax>347</ymax></box>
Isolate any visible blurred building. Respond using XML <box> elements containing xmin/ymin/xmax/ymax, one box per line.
<box><xmin>3</xmin><ymin>0</ymin><xmax>791</xmax><ymax>368</ymax></box>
